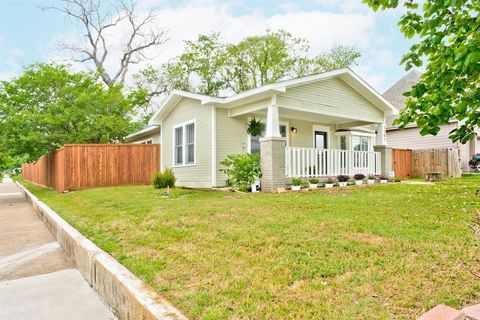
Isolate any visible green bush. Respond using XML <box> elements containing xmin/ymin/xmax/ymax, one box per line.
<box><xmin>220</xmin><ymin>153</ymin><xmax>262</xmax><ymax>191</ymax></box>
<box><xmin>292</xmin><ymin>178</ymin><xmax>303</xmax><ymax>186</ymax></box>
<box><xmin>152</xmin><ymin>168</ymin><xmax>176</xmax><ymax>189</ymax></box>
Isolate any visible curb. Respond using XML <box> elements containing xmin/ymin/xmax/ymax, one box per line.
<box><xmin>16</xmin><ymin>182</ymin><xmax>188</xmax><ymax>320</ymax></box>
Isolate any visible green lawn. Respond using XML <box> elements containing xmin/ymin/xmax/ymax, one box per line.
<box><xmin>23</xmin><ymin>177</ymin><xmax>480</xmax><ymax>319</ymax></box>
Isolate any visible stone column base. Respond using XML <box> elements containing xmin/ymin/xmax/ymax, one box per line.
<box><xmin>260</xmin><ymin>137</ymin><xmax>286</xmax><ymax>192</ymax></box>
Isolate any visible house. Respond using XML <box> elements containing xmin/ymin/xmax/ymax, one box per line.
<box><xmin>128</xmin><ymin>68</ymin><xmax>398</xmax><ymax>191</ymax></box>
<box><xmin>125</xmin><ymin>125</ymin><xmax>160</xmax><ymax>144</ymax></box>
<box><xmin>384</xmin><ymin>70</ymin><xmax>479</xmax><ymax>171</ymax></box>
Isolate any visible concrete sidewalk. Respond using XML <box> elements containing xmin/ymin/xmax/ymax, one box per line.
<box><xmin>0</xmin><ymin>178</ymin><xmax>116</xmax><ymax>320</ymax></box>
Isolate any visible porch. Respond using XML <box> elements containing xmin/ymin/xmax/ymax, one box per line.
<box><xmin>285</xmin><ymin>147</ymin><xmax>381</xmax><ymax>178</ymax></box>
<box><xmin>224</xmin><ymin>76</ymin><xmax>395</xmax><ymax>191</ymax></box>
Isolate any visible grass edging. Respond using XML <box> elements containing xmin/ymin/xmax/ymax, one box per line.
<box><xmin>16</xmin><ymin>181</ymin><xmax>188</xmax><ymax>320</ymax></box>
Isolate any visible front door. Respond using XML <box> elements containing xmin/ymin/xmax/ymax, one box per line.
<box><xmin>314</xmin><ymin>131</ymin><xmax>328</xmax><ymax>149</ymax></box>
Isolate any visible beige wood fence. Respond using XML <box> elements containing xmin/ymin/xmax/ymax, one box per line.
<box><xmin>411</xmin><ymin>148</ymin><xmax>461</xmax><ymax>178</ymax></box>
<box><xmin>22</xmin><ymin>144</ymin><xmax>160</xmax><ymax>192</ymax></box>
<box><xmin>392</xmin><ymin>147</ymin><xmax>462</xmax><ymax>179</ymax></box>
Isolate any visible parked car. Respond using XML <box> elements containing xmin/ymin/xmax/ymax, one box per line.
<box><xmin>469</xmin><ymin>153</ymin><xmax>480</xmax><ymax>172</ymax></box>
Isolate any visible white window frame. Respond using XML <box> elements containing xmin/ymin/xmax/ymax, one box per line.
<box><xmin>335</xmin><ymin>131</ymin><xmax>375</xmax><ymax>152</ymax></box>
<box><xmin>172</xmin><ymin>119</ymin><xmax>196</xmax><ymax>167</ymax></box>
<box><xmin>246</xmin><ymin>118</ymin><xmax>289</xmax><ymax>154</ymax></box>
<box><xmin>312</xmin><ymin>125</ymin><xmax>331</xmax><ymax>149</ymax></box>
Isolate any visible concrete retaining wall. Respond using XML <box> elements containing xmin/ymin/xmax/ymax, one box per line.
<box><xmin>17</xmin><ymin>182</ymin><xmax>188</xmax><ymax>320</ymax></box>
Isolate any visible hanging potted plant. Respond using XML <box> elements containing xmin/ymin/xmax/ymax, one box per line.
<box><xmin>367</xmin><ymin>174</ymin><xmax>376</xmax><ymax>184</ymax></box>
<box><xmin>309</xmin><ymin>178</ymin><xmax>319</xmax><ymax>189</ymax></box>
<box><xmin>291</xmin><ymin>178</ymin><xmax>302</xmax><ymax>191</ymax></box>
<box><xmin>324</xmin><ymin>176</ymin><xmax>336</xmax><ymax>188</ymax></box>
<box><xmin>337</xmin><ymin>175</ymin><xmax>350</xmax><ymax>187</ymax></box>
<box><xmin>247</xmin><ymin>118</ymin><xmax>262</xmax><ymax>137</ymax></box>
<box><xmin>353</xmin><ymin>173</ymin><xmax>365</xmax><ymax>186</ymax></box>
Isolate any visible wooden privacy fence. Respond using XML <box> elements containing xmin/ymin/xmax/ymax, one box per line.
<box><xmin>392</xmin><ymin>148</ymin><xmax>412</xmax><ymax>179</ymax></box>
<box><xmin>392</xmin><ymin>147</ymin><xmax>462</xmax><ymax>179</ymax></box>
<box><xmin>22</xmin><ymin>144</ymin><xmax>160</xmax><ymax>192</ymax></box>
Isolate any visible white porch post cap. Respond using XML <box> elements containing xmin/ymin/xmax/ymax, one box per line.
<box><xmin>264</xmin><ymin>95</ymin><xmax>281</xmax><ymax>138</ymax></box>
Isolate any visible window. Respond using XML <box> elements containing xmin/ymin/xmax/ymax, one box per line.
<box><xmin>352</xmin><ymin>136</ymin><xmax>369</xmax><ymax>151</ymax></box>
<box><xmin>250</xmin><ymin>123</ymin><xmax>287</xmax><ymax>154</ymax></box>
<box><xmin>340</xmin><ymin>136</ymin><xmax>347</xmax><ymax>150</ymax></box>
<box><xmin>173</xmin><ymin>121</ymin><xmax>195</xmax><ymax>166</ymax></box>
<box><xmin>185</xmin><ymin>123</ymin><xmax>195</xmax><ymax>164</ymax></box>
<box><xmin>141</xmin><ymin>139</ymin><xmax>153</xmax><ymax>144</ymax></box>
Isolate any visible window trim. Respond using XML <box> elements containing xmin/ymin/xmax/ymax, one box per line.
<box><xmin>172</xmin><ymin>119</ymin><xmax>196</xmax><ymax>167</ymax></box>
<box><xmin>312</xmin><ymin>125</ymin><xmax>331</xmax><ymax>149</ymax></box>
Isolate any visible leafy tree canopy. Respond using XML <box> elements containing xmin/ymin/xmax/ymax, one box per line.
<box><xmin>135</xmin><ymin>30</ymin><xmax>361</xmax><ymax>96</ymax></box>
<box><xmin>0</xmin><ymin>63</ymin><xmax>139</xmax><ymax>163</ymax></box>
<box><xmin>364</xmin><ymin>0</ymin><xmax>480</xmax><ymax>143</ymax></box>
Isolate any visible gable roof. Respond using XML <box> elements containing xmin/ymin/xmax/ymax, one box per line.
<box><xmin>383</xmin><ymin>70</ymin><xmax>421</xmax><ymax>111</ymax></box>
<box><xmin>149</xmin><ymin>68</ymin><xmax>398</xmax><ymax>125</ymax></box>
<box><xmin>383</xmin><ymin>70</ymin><xmax>421</xmax><ymax>128</ymax></box>
<box><xmin>125</xmin><ymin>125</ymin><xmax>160</xmax><ymax>142</ymax></box>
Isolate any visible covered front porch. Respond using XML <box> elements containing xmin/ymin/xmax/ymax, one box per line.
<box><xmin>228</xmin><ymin>92</ymin><xmax>391</xmax><ymax>191</ymax></box>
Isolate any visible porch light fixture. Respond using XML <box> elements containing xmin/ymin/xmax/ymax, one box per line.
<box><xmin>291</xmin><ymin>127</ymin><xmax>297</xmax><ymax>134</ymax></box>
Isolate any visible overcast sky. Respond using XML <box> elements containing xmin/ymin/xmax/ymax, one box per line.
<box><xmin>0</xmin><ymin>0</ymin><xmax>416</xmax><ymax>93</ymax></box>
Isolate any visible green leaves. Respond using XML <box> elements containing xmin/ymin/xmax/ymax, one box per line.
<box><xmin>0</xmin><ymin>63</ymin><xmax>138</xmax><ymax>163</ymax></box>
<box><xmin>134</xmin><ymin>30</ymin><xmax>361</xmax><ymax>96</ymax></box>
<box><xmin>364</xmin><ymin>0</ymin><xmax>480</xmax><ymax>143</ymax></box>
<box><xmin>220</xmin><ymin>153</ymin><xmax>262</xmax><ymax>192</ymax></box>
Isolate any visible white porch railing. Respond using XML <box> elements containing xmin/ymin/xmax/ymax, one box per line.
<box><xmin>285</xmin><ymin>147</ymin><xmax>381</xmax><ymax>178</ymax></box>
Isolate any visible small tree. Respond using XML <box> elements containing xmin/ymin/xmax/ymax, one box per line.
<box><xmin>220</xmin><ymin>153</ymin><xmax>262</xmax><ymax>191</ymax></box>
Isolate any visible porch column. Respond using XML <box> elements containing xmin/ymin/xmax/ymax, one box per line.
<box><xmin>374</xmin><ymin>144</ymin><xmax>393</xmax><ymax>176</ymax></box>
<box><xmin>375</xmin><ymin>122</ymin><xmax>387</xmax><ymax>146</ymax></box>
<box><xmin>260</xmin><ymin>94</ymin><xmax>286</xmax><ymax>192</ymax></box>
<box><xmin>260</xmin><ymin>137</ymin><xmax>286</xmax><ymax>192</ymax></box>
<box><xmin>374</xmin><ymin>122</ymin><xmax>393</xmax><ymax>175</ymax></box>
<box><xmin>265</xmin><ymin>94</ymin><xmax>281</xmax><ymax>138</ymax></box>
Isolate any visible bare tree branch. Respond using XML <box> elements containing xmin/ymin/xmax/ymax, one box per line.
<box><xmin>42</xmin><ymin>0</ymin><xmax>168</xmax><ymax>87</ymax></box>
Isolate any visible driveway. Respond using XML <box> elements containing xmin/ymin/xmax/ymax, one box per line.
<box><xmin>0</xmin><ymin>177</ymin><xmax>116</xmax><ymax>320</ymax></box>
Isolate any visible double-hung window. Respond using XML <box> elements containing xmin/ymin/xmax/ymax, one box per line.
<box><xmin>174</xmin><ymin>121</ymin><xmax>195</xmax><ymax>166</ymax></box>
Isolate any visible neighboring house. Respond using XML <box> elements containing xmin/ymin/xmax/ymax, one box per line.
<box><xmin>384</xmin><ymin>70</ymin><xmax>479</xmax><ymax>171</ymax></box>
<box><xmin>128</xmin><ymin>68</ymin><xmax>397</xmax><ymax>189</ymax></box>
<box><xmin>125</xmin><ymin>125</ymin><xmax>160</xmax><ymax>144</ymax></box>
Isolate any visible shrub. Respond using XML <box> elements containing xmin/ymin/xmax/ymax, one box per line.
<box><xmin>379</xmin><ymin>174</ymin><xmax>389</xmax><ymax>180</ymax></box>
<box><xmin>309</xmin><ymin>178</ymin><xmax>319</xmax><ymax>184</ymax></box>
<box><xmin>325</xmin><ymin>176</ymin><xmax>336</xmax><ymax>184</ymax></box>
<box><xmin>337</xmin><ymin>174</ymin><xmax>350</xmax><ymax>182</ymax></box>
<box><xmin>353</xmin><ymin>173</ymin><xmax>365</xmax><ymax>181</ymax></box>
<box><xmin>368</xmin><ymin>174</ymin><xmax>376</xmax><ymax>180</ymax></box>
<box><xmin>220</xmin><ymin>153</ymin><xmax>262</xmax><ymax>191</ymax></box>
<box><xmin>152</xmin><ymin>168</ymin><xmax>176</xmax><ymax>189</ymax></box>
<box><xmin>292</xmin><ymin>178</ymin><xmax>302</xmax><ymax>186</ymax></box>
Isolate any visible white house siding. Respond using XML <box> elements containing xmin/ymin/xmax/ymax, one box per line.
<box><xmin>387</xmin><ymin>123</ymin><xmax>458</xmax><ymax>150</ymax></box>
<box><xmin>215</xmin><ymin>108</ymin><xmax>248</xmax><ymax>186</ymax></box>
<box><xmin>128</xmin><ymin>133</ymin><xmax>160</xmax><ymax>144</ymax></box>
<box><xmin>277</xmin><ymin>78</ymin><xmax>385</xmax><ymax>123</ymax></box>
<box><xmin>162</xmin><ymin>98</ymin><xmax>213</xmax><ymax>188</ymax></box>
<box><xmin>289</xmin><ymin>119</ymin><xmax>338</xmax><ymax>149</ymax></box>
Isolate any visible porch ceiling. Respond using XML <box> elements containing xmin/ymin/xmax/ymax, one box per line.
<box><xmin>245</xmin><ymin>106</ymin><xmax>381</xmax><ymax>125</ymax></box>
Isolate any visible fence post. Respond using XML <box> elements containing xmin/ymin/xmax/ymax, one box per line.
<box><xmin>260</xmin><ymin>137</ymin><xmax>286</xmax><ymax>192</ymax></box>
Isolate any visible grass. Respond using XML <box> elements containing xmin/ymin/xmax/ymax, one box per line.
<box><xmin>22</xmin><ymin>177</ymin><xmax>480</xmax><ymax>319</ymax></box>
